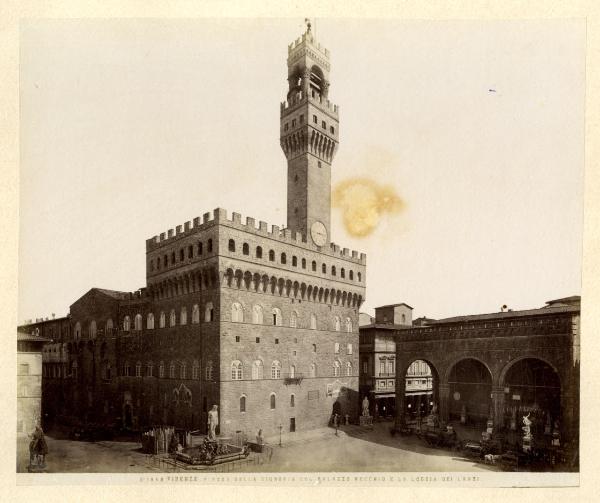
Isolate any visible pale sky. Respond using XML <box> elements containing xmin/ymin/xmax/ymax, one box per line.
<box><xmin>18</xmin><ymin>18</ymin><xmax>585</xmax><ymax>323</ymax></box>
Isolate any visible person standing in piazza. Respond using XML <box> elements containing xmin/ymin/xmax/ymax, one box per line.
<box><xmin>29</xmin><ymin>423</ymin><xmax>48</xmax><ymax>468</ymax></box>
<box><xmin>207</xmin><ymin>405</ymin><xmax>219</xmax><ymax>440</ymax></box>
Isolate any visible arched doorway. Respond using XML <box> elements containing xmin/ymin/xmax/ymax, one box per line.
<box><xmin>404</xmin><ymin>360</ymin><xmax>437</xmax><ymax>420</ymax></box>
<box><xmin>448</xmin><ymin>358</ymin><xmax>492</xmax><ymax>427</ymax></box>
<box><xmin>501</xmin><ymin>358</ymin><xmax>561</xmax><ymax>435</ymax></box>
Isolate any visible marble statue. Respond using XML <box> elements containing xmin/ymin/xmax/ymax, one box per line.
<box><xmin>362</xmin><ymin>396</ymin><xmax>370</xmax><ymax>417</ymax></box>
<box><xmin>208</xmin><ymin>404</ymin><xmax>219</xmax><ymax>440</ymax></box>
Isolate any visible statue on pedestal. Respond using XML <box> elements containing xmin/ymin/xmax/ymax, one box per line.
<box><xmin>362</xmin><ymin>396</ymin><xmax>370</xmax><ymax>417</ymax></box>
<box><xmin>207</xmin><ymin>404</ymin><xmax>219</xmax><ymax>440</ymax></box>
<box><xmin>522</xmin><ymin>413</ymin><xmax>533</xmax><ymax>453</ymax></box>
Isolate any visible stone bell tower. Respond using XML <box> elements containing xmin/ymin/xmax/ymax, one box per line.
<box><xmin>280</xmin><ymin>22</ymin><xmax>339</xmax><ymax>248</ymax></box>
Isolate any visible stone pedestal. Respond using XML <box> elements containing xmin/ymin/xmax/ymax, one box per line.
<box><xmin>359</xmin><ymin>415</ymin><xmax>373</xmax><ymax>427</ymax></box>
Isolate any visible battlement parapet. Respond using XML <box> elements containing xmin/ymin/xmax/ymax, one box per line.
<box><xmin>146</xmin><ymin>208</ymin><xmax>366</xmax><ymax>265</ymax></box>
<box><xmin>280</xmin><ymin>93</ymin><xmax>339</xmax><ymax>117</ymax></box>
<box><xmin>288</xmin><ymin>32</ymin><xmax>330</xmax><ymax>59</ymax></box>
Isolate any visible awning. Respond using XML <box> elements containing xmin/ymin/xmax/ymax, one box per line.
<box><xmin>372</xmin><ymin>393</ymin><xmax>395</xmax><ymax>398</ymax></box>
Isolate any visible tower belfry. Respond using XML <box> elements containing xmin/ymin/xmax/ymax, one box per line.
<box><xmin>280</xmin><ymin>25</ymin><xmax>339</xmax><ymax>247</ymax></box>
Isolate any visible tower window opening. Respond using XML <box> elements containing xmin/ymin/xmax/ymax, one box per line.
<box><xmin>281</xmin><ymin>253</ymin><xmax>287</xmax><ymax>265</ymax></box>
<box><xmin>171</xmin><ymin>252</ymin><xmax>175</xmax><ymax>265</ymax></box>
<box><xmin>198</xmin><ymin>242</ymin><xmax>203</xmax><ymax>255</ymax></box>
<box><xmin>292</xmin><ymin>119</ymin><xmax>296</xmax><ymax>127</ymax></box>
<box><xmin>207</xmin><ymin>239</ymin><xmax>213</xmax><ymax>253</ymax></box>
<box><xmin>188</xmin><ymin>245</ymin><xmax>193</xmax><ymax>259</ymax></box>
<box><xmin>341</xmin><ymin>268</ymin><xmax>345</xmax><ymax>279</ymax></box>
<box><xmin>322</xmin><ymin>120</ymin><xmax>326</xmax><ymax>129</ymax></box>
<box><xmin>313</xmin><ymin>115</ymin><xmax>317</xmax><ymax>124</ymax></box>
<box><xmin>269</xmin><ymin>250</ymin><xmax>275</xmax><ymax>262</ymax></box>
<box><xmin>330</xmin><ymin>126</ymin><xmax>335</xmax><ymax>134</ymax></box>
<box><xmin>292</xmin><ymin>256</ymin><xmax>297</xmax><ymax>267</ymax></box>
<box><xmin>332</xmin><ymin>266</ymin><xmax>336</xmax><ymax>276</ymax></box>
<box><xmin>312</xmin><ymin>261</ymin><xmax>317</xmax><ymax>272</ymax></box>
<box><xmin>302</xmin><ymin>258</ymin><xmax>306</xmax><ymax>269</ymax></box>
<box><xmin>228</xmin><ymin>239</ymin><xmax>235</xmax><ymax>252</ymax></box>
<box><xmin>163</xmin><ymin>255</ymin><xmax>168</xmax><ymax>267</ymax></box>
<box><xmin>318</xmin><ymin>161</ymin><xmax>322</xmax><ymax>168</ymax></box>
<box><xmin>322</xmin><ymin>263</ymin><xmax>326</xmax><ymax>274</ymax></box>
<box><xmin>180</xmin><ymin>249</ymin><xmax>184</xmax><ymax>262</ymax></box>
<box><xmin>243</xmin><ymin>243</ymin><xmax>249</xmax><ymax>255</ymax></box>
<box><xmin>284</xmin><ymin>123</ymin><xmax>289</xmax><ymax>131</ymax></box>
<box><xmin>256</xmin><ymin>246</ymin><xmax>263</xmax><ymax>259</ymax></box>
<box><xmin>300</xmin><ymin>114</ymin><xmax>304</xmax><ymax>123</ymax></box>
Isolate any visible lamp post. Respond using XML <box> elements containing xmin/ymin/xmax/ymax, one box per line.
<box><xmin>279</xmin><ymin>424</ymin><xmax>282</xmax><ymax>447</ymax></box>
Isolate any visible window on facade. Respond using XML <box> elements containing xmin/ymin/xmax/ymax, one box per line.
<box><xmin>347</xmin><ymin>343</ymin><xmax>353</xmax><ymax>355</ymax></box>
<box><xmin>380</xmin><ymin>361</ymin><xmax>386</xmax><ymax>375</ymax></box>
<box><xmin>191</xmin><ymin>304</ymin><xmax>200</xmax><ymax>324</ymax></box>
<box><xmin>179</xmin><ymin>306</ymin><xmax>187</xmax><ymax>325</ymax></box>
<box><xmin>346</xmin><ymin>362</ymin><xmax>352</xmax><ymax>377</ymax></box>
<box><xmin>290</xmin><ymin>394</ymin><xmax>295</xmax><ymax>407</ymax></box>
<box><xmin>180</xmin><ymin>362</ymin><xmax>187</xmax><ymax>379</ymax></box>
<box><xmin>256</xmin><ymin>246</ymin><xmax>263</xmax><ymax>259</ymax></box>
<box><xmin>251</xmin><ymin>360</ymin><xmax>263</xmax><ymax>380</ymax></box>
<box><xmin>136</xmin><ymin>362</ymin><xmax>142</xmax><ymax>377</ymax></box>
<box><xmin>358</xmin><ymin>272</ymin><xmax>362</xmax><ymax>282</ymax></box>
<box><xmin>309</xmin><ymin>363</ymin><xmax>316</xmax><ymax>378</ymax></box>
<box><xmin>363</xmin><ymin>361</ymin><xmax>368</xmax><ymax>374</ymax></box>
<box><xmin>169</xmin><ymin>362</ymin><xmax>176</xmax><ymax>378</ymax></box>
<box><xmin>341</xmin><ymin>268</ymin><xmax>345</xmax><ymax>279</ymax></box>
<box><xmin>228</xmin><ymin>239</ymin><xmax>235</xmax><ymax>252</ymax></box>
<box><xmin>312</xmin><ymin>343</ymin><xmax>317</xmax><ymax>353</ymax></box>
<box><xmin>240</xmin><ymin>395</ymin><xmax>246</xmax><ymax>413</ymax></box>
<box><xmin>123</xmin><ymin>361</ymin><xmax>131</xmax><ymax>377</ymax></box>
<box><xmin>322</xmin><ymin>120</ymin><xmax>326</xmax><ymax>129</ymax></box>
<box><xmin>241</xmin><ymin>243</ymin><xmax>249</xmax><ymax>256</ymax></box>
<box><xmin>289</xmin><ymin>365</ymin><xmax>296</xmax><ymax>378</ymax></box>
<box><xmin>269</xmin><ymin>250</ymin><xmax>275</xmax><ymax>261</ymax></box>
<box><xmin>147</xmin><ymin>362</ymin><xmax>154</xmax><ymax>377</ymax></box>
<box><xmin>311</xmin><ymin>261</ymin><xmax>317</xmax><ymax>271</ymax></box>
<box><xmin>134</xmin><ymin>314</ymin><xmax>142</xmax><ymax>331</ymax></box>
<box><xmin>205</xmin><ymin>361</ymin><xmax>213</xmax><ymax>380</ymax></box>
<box><xmin>231</xmin><ymin>360</ymin><xmax>243</xmax><ymax>380</ymax></box>
<box><xmin>330</xmin><ymin>126</ymin><xmax>335</xmax><ymax>134</ymax></box>
<box><xmin>271</xmin><ymin>361</ymin><xmax>281</xmax><ymax>379</ymax></box>
<box><xmin>105</xmin><ymin>319</ymin><xmax>113</xmax><ymax>334</ymax></box>
<box><xmin>281</xmin><ymin>253</ymin><xmax>287</xmax><ymax>264</ymax></box>
<box><xmin>333</xmin><ymin>361</ymin><xmax>341</xmax><ymax>377</ymax></box>
<box><xmin>150</xmin><ymin>259</ymin><xmax>154</xmax><ymax>271</ymax></box>
<box><xmin>159</xmin><ymin>362</ymin><xmax>165</xmax><ymax>378</ymax></box>
<box><xmin>163</xmin><ymin>255</ymin><xmax>168</xmax><ymax>267</ymax></box>
<box><xmin>180</xmin><ymin>249</ymin><xmax>184</xmax><ymax>261</ymax></box>
<box><xmin>401</xmin><ymin>314</ymin><xmax>406</xmax><ymax>324</ymax></box>
<box><xmin>207</xmin><ymin>239</ymin><xmax>213</xmax><ymax>253</ymax></box>
<box><xmin>345</xmin><ymin>318</ymin><xmax>353</xmax><ymax>333</ymax></box>
<box><xmin>169</xmin><ymin>310</ymin><xmax>176</xmax><ymax>327</ymax></box>
<box><xmin>159</xmin><ymin>311</ymin><xmax>166</xmax><ymax>328</ymax></box>
<box><xmin>334</xmin><ymin>342</ymin><xmax>340</xmax><ymax>354</ymax></box>
<box><xmin>349</xmin><ymin>270</ymin><xmax>354</xmax><ymax>280</ymax></box>
<box><xmin>89</xmin><ymin>320</ymin><xmax>97</xmax><ymax>339</ymax></box>
<box><xmin>154</xmin><ymin>259</ymin><xmax>159</xmax><ymax>271</ymax></box>
<box><xmin>231</xmin><ymin>302</ymin><xmax>243</xmax><ymax>323</ymax></box>
<box><xmin>290</xmin><ymin>311</ymin><xmax>298</xmax><ymax>328</ymax></box>
<box><xmin>147</xmin><ymin>313</ymin><xmax>155</xmax><ymax>329</ymax></box>
<box><xmin>270</xmin><ymin>393</ymin><xmax>276</xmax><ymax>410</ymax></box>
<box><xmin>300</xmin><ymin>114</ymin><xmax>304</xmax><ymax>123</ymax></box>
<box><xmin>291</xmin><ymin>256</ymin><xmax>297</xmax><ymax>267</ymax></box>
<box><xmin>331</xmin><ymin>266</ymin><xmax>336</xmax><ymax>276</ymax></box>
<box><xmin>310</xmin><ymin>313</ymin><xmax>317</xmax><ymax>330</ymax></box>
<box><xmin>334</xmin><ymin>316</ymin><xmax>341</xmax><ymax>331</ymax></box>
<box><xmin>302</xmin><ymin>258</ymin><xmax>306</xmax><ymax>269</ymax></box>
<box><xmin>205</xmin><ymin>303</ymin><xmax>214</xmax><ymax>322</ymax></box>
<box><xmin>322</xmin><ymin>263</ymin><xmax>326</xmax><ymax>274</ymax></box>
<box><xmin>171</xmin><ymin>252</ymin><xmax>176</xmax><ymax>265</ymax></box>
<box><xmin>123</xmin><ymin>316</ymin><xmax>131</xmax><ymax>331</ymax></box>
<box><xmin>192</xmin><ymin>360</ymin><xmax>199</xmax><ymax>379</ymax></box>
<box><xmin>188</xmin><ymin>245</ymin><xmax>193</xmax><ymax>259</ymax></box>
<box><xmin>272</xmin><ymin>308</ymin><xmax>282</xmax><ymax>326</ymax></box>
<box><xmin>313</xmin><ymin>114</ymin><xmax>317</xmax><ymax>124</ymax></box>
<box><xmin>198</xmin><ymin>242</ymin><xmax>203</xmax><ymax>255</ymax></box>
<box><xmin>284</xmin><ymin>123</ymin><xmax>289</xmax><ymax>131</ymax></box>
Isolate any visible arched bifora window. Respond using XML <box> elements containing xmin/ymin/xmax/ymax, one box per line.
<box><xmin>89</xmin><ymin>320</ymin><xmax>97</xmax><ymax>339</ymax></box>
<box><xmin>310</xmin><ymin>313</ymin><xmax>317</xmax><ymax>330</ymax></box>
<box><xmin>346</xmin><ymin>361</ymin><xmax>353</xmax><ymax>377</ymax></box>
<box><xmin>159</xmin><ymin>311</ymin><xmax>166</xmax><ymax>328</ymax></box>
<box><xmin>334</xmin><ymin>316</ymin><xmax>341</xmax><ymax>332</ymax></box>
<box><xmin>123</xmin><ymin>316</ymin><xmax>131</xmax><ymax>331</ymax></box>
<box><xmin>169</xmin><ymin>309</ymin><xmax>176</xmax><ymax>327</ymax></box>
<box><xmin>333</xmin><ymin>361</ymin><xmax>341</xmax><ymax>377</ymax></box>
<box><xmin>271</xmin><ymin>360</ymin><xmax>281</xmax><ymax>379</ymax></box>
<box><xmin>240</xmin><ymin>395</ymin><xmax>246</xmax><ymax>413</ymax></box>
<box><xmin>205</xmin><ymin>302</ymin><xmax>214</xmax><ymax>322</ymax></box>
<box><xmin>252</xmin><ymin>360</ymin><xmax>263</xmax><ymax>379</ymax></box>
<box><xmin>231</xmin><ymin>360</ymin><xmax>243</xmax><ymax>380</ymax></box>
<box><xmin>272</xmin><ymin>308</ymin><xmax>282</xmax><ymax>326</ymax></box>
<box><xmin>105</xmin><ymin>319</ymin><xmax>113</xmax><ymax>333</ymax></box>
<box><xmin>281</xmin><ymin>253</ymin><xmax>287</xmax><ymax>264</ymax></box>
<box><xmin>252</xmin><ymin>305</ymin><xmax>263</xmax><ymax>324</ymax></box>
<box><xmin>134</xmin><ymin>314</ymin><xmax>142</xmax><ymax>331</ymax></box>
<box><xmin>180</xmin><ymin>306</ymin><xmax>187</xmax><ymax>325</ymax></box>
<box><xmin>169</xmin><ymin>361</ymin><xmax>176</xmax><ymax>378</ymax></box>
<box><xmin>231</xmin><ymin>302</ymin><xmax>243</xmax><ymax>323</ymax></box>
<box><xmin>243</xmin><ymin>243</ymin><xmax>249</xmax><ymax>255</ymax></box>
<box><xmin>345</xmin><ymin>317</ymin><xmax>353</xmax><ymax>333</ymax></box>
<box><xmin>312</xmin><ymin>261</ymin><xmax>317</xmax><ymax>272</ymax></box>
<box><xmin>147</xmin><ymin>313</ymin><xmax>155</xmax><ymax>330</ymax></box>
<box><xmin>269</xmin><ymin>250</ymin><xmax>275</xmax><ymax>262</ymax></box>
<box><xmin>192</xmin><ymin>304</ymin><xmax>200</xmax><ymax>323</ymax></box>
<box><xmin>270</xmin><ymin>393</ymin><xmax>276</xmax><ymax>410</ymax></box>
<box><xmin>290</xmin><ymin>311</ymin><xmax>298</xmax><ymax>328</ymax></box>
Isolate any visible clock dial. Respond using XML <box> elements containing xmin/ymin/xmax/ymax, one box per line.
<box><xmin>310</xmin><ymin>221</ymin><xmax>327</xmax><ymax>246</ymax></box>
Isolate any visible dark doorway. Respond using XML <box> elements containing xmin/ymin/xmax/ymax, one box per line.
<box><xmin>289</xmin><ymin>417</ymin><xmax>296</xmax><ymax>432</ymax></box>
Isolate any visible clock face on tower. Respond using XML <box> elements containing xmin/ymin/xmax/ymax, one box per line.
<box><xmin>310</xmin><ymin>221</ymin><xmax>328</xmax><ymax>246</ymax></box>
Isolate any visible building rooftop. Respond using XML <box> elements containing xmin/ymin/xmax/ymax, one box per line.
<box><xmin>431</xmin><ymin>303</ymin><xmax>579</xmax><ymax>325</ymax></box>
<box><xmin>376</xmin><ymin>302</ymin><xmax>414</xmax><ymax>310</ymax></box>
<box><xmin>17</xmin><ymin>330</ymin><xmax>50</xmax><ymax>342</ymax></box>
